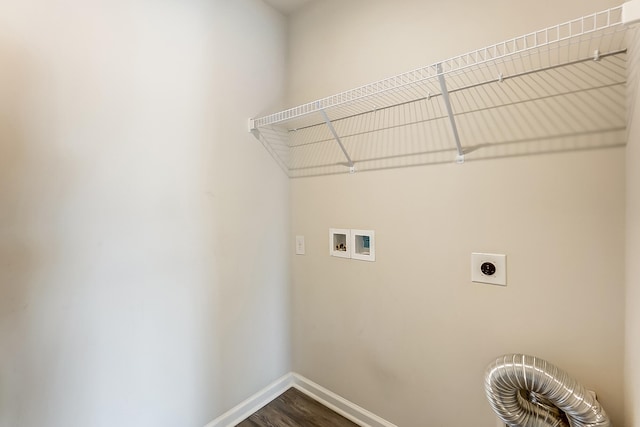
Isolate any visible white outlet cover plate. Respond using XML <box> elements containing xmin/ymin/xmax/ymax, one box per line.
<box><xmin>471</xmin><ymin>253</ymin><xmax>506</xmax><ymax>286</ymax></box>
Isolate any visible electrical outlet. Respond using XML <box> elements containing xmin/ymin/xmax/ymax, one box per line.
<box><xmin>471</xmin><ymin>253</ymin><xmax>506</xmax><ymax>286</ymax></box>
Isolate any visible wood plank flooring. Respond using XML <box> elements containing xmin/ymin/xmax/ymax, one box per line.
<box><xmin>236</xmin><ymin>387</ymin><xmax>359</xmax><ymax>427</ymax></box>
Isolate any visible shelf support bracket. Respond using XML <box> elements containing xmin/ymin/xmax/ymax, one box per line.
<box><xmin>320</xmin><ymin>109</ymin><xmax>356</xmax><ymax>173</ymax></box>
<box><xmin>437</xmin><ymin>63</ymin><xmax>465</xmax><ymax>164</ymax></box>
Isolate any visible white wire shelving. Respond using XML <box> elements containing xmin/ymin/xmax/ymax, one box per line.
<box><xmin>249</xmin><ymin>5</ymin><xmax>635</xmax><ymax>178</ymax></box>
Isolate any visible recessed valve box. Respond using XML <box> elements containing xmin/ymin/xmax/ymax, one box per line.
<box><xmin>351</xmin><ymin>229</ymin><xmax>375</xmax><ymax>262</ymax></box>
<box><xmin>330</xmin><ymin>228</ymin><xmax>351</xmax><ymax>258</ymax></box>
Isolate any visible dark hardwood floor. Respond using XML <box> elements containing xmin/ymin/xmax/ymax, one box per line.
<box><xmin>236</xmin><ymin>387</ymin><xmax>359</xmax><ymax>427</ymax></box>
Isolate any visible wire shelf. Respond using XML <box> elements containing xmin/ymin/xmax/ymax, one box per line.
<box><xmin>250</xmin><ymin>5</ymin><xmax>631</xmax><ymax>177</ymax></box>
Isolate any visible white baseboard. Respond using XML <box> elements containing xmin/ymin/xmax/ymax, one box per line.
<box><xmin>291</xmin><ymin>373</ymin><xmax>397</xmax><ymax>427</ymax></box>
<box><xmin>203</xmin><ymin>372</ymin><xmax>396</xmax><ymax>427</ymax></box>
<box><xmin>204</xmin><ymin>373</ymin><xmax>293</xmax><ymax>427</ymax></box>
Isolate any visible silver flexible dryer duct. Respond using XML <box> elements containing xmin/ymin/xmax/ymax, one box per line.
<box><xmin>484</xmin><ymin>354</ymin><xmax>611</xmax><ymax>427</ymax></box>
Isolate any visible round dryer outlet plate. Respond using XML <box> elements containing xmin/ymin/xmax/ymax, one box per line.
<box><xmin>471</xmin><ymin>253</ymin><xmax>507</xmax><ymax>286</ymax></box>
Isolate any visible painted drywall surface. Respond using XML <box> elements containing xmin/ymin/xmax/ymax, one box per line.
<box><xmin>288</xmin><ymin>0</ymin><xmax>625</xmax><ymax>426</ymax></box>
<box><xmin>625</xmin><ymin>26</ymin><xmax>640</xmax><ymax>427</ymax></box>
<box><xmin>291</xmin><ymin>153</ymin><xmax>625</xmax><ymax>426</ymax></box>
<box><xmin>0</xmin><ymin>1</ymin><xmax>289</xmax><ymax>426</ymax></box>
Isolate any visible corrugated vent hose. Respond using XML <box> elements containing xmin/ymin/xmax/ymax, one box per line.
<box><xmin>484</xmin><ymin>354</ymin><xmax>611</xmax><ymax>427</ymax></box>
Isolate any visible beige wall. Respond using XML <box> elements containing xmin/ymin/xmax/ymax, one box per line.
<box><xmin>0</xmin><ymin>1</ymin><xmax>290</xmax><ymax>426</ymax></box>
<box><xmin>626</xmin><ymin>25</ymin><xmax>640</xmax><ymax>427</ymax></box>
<box><xmin>288</xmin><ymin>1</ymin><xmax>625</xmax><ymax>426</ymax></box>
